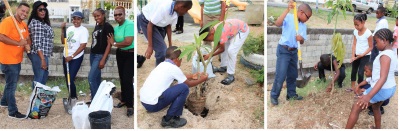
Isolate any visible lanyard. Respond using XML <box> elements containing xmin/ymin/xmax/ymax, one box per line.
<box><xmin>169</xmin><ymin>1</ymin><xmax>175</xmax><ymax>16</ymax></box>
<box><xmin>165</xmin><ymin>59</ymin><xmax>175</xmax><ymax>65</ymax></box>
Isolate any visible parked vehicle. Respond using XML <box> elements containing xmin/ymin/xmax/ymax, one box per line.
<box><xmin>351</xmin><ymin>0</ymin><xmax>383</xmax><ymax>14</ymax></box>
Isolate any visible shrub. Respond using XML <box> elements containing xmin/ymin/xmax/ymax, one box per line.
<box><xmin>242</xmin><ymin>33</ymin><xmax>264</xmax><ymax>56</ymax></box>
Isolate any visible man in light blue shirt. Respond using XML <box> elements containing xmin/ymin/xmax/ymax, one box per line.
<box><xmin>270</xmin><ymin>1</ymin><xmax>312</xmax><ymax>105</ymax></box>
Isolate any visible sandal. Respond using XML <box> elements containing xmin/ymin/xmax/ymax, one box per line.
<box><xmin>221</xmin><ymin>75</ymin><xmax>235</xmax><ymax>85</ymax></box>
<box><xmin>114</xmin><ymin>102</ymin><xmax>126</xmax><ymax>108</ymax></box>
<box><xmin>345</xmin><ymin>88</ymin><xmax>353</xmax><ymax>92</ymax></box>
<box><xmin>213</xmin><ymin>66</ymin><xmax>227</xmax><ymax>73</ymax></box>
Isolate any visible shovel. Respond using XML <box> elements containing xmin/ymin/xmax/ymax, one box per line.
<box><xmin>61</xmin><ymin>24</ymin><xmax>73</xmax><ymax>114</ymax></box>
<box><xmin>293</xmin><ymin>1</ymin><xmax>311</xmax><ymax>88</ymax></box>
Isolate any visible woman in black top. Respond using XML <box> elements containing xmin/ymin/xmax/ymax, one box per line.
<box><xmin>88</xmin><ymin>8</ymin><xmax>114</xmax><ymax>102</ymax></box>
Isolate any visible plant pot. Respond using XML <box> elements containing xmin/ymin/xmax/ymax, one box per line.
<box><xmin>186</xmin><ymin>92</ymin><xmax>206</xmax><ymax>115</ymax></box>
<box><xmin>240</xmin><ymin>53</ymin><xmax>264</xmax><ymax>70</ymax></box>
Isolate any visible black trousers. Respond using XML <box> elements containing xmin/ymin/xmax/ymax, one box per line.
<box><xmin>176</xmin><ymin>16</ymin><xmax>184</xmax><ymax>31</ymax></box>
<box><xmin>351</xmin><ymin>55</ymin><xmax>370</xmax><ymax>83</ymax></box>
<box><xmin>318</xmin><ymin>62</ymin><xmax>346</xmax><ymax>86</ymax></box>
<box><xmin>116</xmin><ymin>49</ymin><xmax>134</xmax><ymax>108</ymax></box>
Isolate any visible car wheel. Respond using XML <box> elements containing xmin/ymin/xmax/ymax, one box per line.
<box><xmin>367</xmin><ymin>8</ymin><xmax>373</xmax><ymax>14</ymax></box>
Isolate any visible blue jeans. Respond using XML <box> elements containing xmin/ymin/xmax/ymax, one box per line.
<box><xmin>270</xmin><ymin>45</ymin><xmax>299</xmax><ymax>99</ymax></box>
<box><xmin>63</xmin><ymin>55</ymin><xmax>84</xmax><ymax>98</ymax></box>
<box><xmin>141</xmin><ymin>83</ymin><xmax>189</xmax><ymax>117</ymax></box>
<box><xmin>88</xmin><ymin>53</ymin><xmax>107</xmax><ymax>100</ymax></box>
<box><xmin>139</xmin><ymin>14</ymin><xmax>167</xmax><ymax>66</ymax></box>
<box><xmin>28</xmin><ymin>53</ymin><xmax>49</xmax><ymax>89</ymax></box>
<box><xmin>0</xmin><ymin>64</ymin><xmax>21</xmax><ymax>115</ymax></box>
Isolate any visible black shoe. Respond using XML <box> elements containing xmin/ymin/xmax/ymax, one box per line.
<box><xmin>172</xmin><ymin>29</ymin><xmax>177</xmax><ymax>33</ymax></box>
<box><xmin>161</xmin><ymin>116</ymin><xmax>187</xmax><ymax>128</ymax></box>
<box><xmin>137</xmin><ymin>55</ymin><xmax>146</xmax><ymax>68</ymax></box>
<box><xmin>286</xmin><ymin>95</ymin><xmax>303</xmax><ymax>101</ymax></box>
<box><xmin>175</xmin><ymin>30</ymin><xmax>183</xmax><ymax>34</ymax></box>
<box><xmin>127</xmin><ymin>108</ymin><xmax>133</xmax><ymax>117</ymax></box>
<box><xmin>338</xmin><ymin>83</ymin><xmax>343</xmax><ymax>88</ymax></box>
<box><xmin>270</xmin><ymin>96</ymin><xmax>278</xmax><ymax>105</ymax></box>
<box><xmin>8</xmin><ymin>112</ymin><xmax>26</xmax><ymax>119</ymax></box>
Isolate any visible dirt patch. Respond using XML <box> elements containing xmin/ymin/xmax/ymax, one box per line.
<box><xmin>267</xmin><ymin>78</ymin><xmax>398</xmax><ymax>129</ymax></box>
<box><xmin>136</xmin><ymin>25</ymin><xmax>264</xmax><ymax>129</ymax></box>
<box><xmin>0</xmin><ymin>89</ymin><xmax>134</xmax><ymax>129</ymax></box>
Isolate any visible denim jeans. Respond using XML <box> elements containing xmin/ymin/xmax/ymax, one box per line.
<box><xmin>141</xmin><ymin>83</ymin><xmax>189</xmax><ymax>117</ymax></box>
<box><xmin>88</xmin><ymin>53</ymin><xmax>107</xmax><ymax>100</ymax></box>
<box><xmin>28</xmin><ymin>53</ymin><xmax>49</xmax><ymax>89</ymax></box>
<box><xmin>0</xmin><ymin>64</ymin><xmax>21</xmax><ymax>115</ymax></box>
<box><xmin>63</xmin><ymin>55</ymin><xmax>84</xmax><ymax>98</ymax></box>
<box><xmin>139</xmin><ymin>14</ymin><xmax>167</xmax><ymax>66</ymax></box>
<box><xmin>117</xmin><ymin>49</ymin><xmax>134</xmax><ymax>108</ymax></box>
<box><xmin>270</xmin><ymin>45</ymin><xmax>299</xmax><ymax>99</ymax></box>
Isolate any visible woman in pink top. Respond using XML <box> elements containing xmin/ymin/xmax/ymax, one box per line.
<box><xmin>200</xmin><ymin>19</ymin><xmax>250</xmax><ymax>85</ymax></box>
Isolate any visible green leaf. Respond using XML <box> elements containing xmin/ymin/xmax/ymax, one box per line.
<box><xmin>200</xmin><ymin>20</ymin><xmax>220</xmax><ymax>33</ymax></box>
<box><xmin>187</xmin><ymin>50</ymin><xmax>194</xmax><ymax>62</ymax></box>
<box><xmin>213</xmin><ymin>22</ymin><xmax>224</xmax><ymax>49</ymax></box>
<box><xmin>325</xmin><ymin>0</ymin><xmax>333</xmax><ymax>8</ymax></box>
<box><xmin>197</xmin><ymin>32</ymin><xmax>209</xmax><ymax>45</ymax></box>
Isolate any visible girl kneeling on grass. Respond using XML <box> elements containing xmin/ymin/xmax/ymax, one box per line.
<box><xmin>345</xmin><ymin>28</ymin><xmax>397</xmax><ymax>129</ymax></box>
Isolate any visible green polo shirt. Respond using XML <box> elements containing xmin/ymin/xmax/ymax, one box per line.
<box><xmin>114</xmin><ymin>20</ymin><xmax>134</xmax><ymax>50</ymax></box>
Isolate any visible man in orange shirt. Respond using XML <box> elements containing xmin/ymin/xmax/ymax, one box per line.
<box><xmin>0</xmin><ymin>2</ymin><xmax>31</xmax><ymax>119</ymax></box>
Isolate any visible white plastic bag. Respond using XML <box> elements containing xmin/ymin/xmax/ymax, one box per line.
<box><xmin>72</xmin><ymin>101</ymin><xmax>90</xmax><ymax>129</ymax></box>
<box><xmin>89</xmin><ymin>80</ymin><xmax>116</xmax><ymax>113</ymax></box>
<box><xmin>192</xmin><ymin>46</ymin><xmax>215</xmax><ymax>78</ymax></box>
<box><xmin>26</xmin><ymin>82</ymin><xmax>61</xmax><ymax>119</ymax></box>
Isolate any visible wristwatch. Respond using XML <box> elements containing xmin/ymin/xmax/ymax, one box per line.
<box><xmin>113</xmin><ymin>42</ymin><xmax>116</xmax><ymax>45</ymax></box>
<box><xmin>71</xmin><ymin>54</ymin><xmax>74</xmax><ymax>58</ymax></box>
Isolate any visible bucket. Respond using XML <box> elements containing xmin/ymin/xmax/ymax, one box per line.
<box><xmin>88</xmin><ymin>111</ymin><xmax>111</xmax><ymax>129</ymax></box>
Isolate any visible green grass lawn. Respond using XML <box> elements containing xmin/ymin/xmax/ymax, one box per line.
<box><xmin>296</xmin><ymin>66</ymin><xmax>352</xmax><ymax>97</ymax></box>
<box><xmin>0</xmin><ymin>77</ymin><xmax>120</xmax><ymax>98</ymax></box>
<box><xmin>53</xmin><ymin>27</ymin><xmax>94</xmax><ymax>45</ymax></box>
<box><xmin>267</xmin><ymin>7</ymin><xmax>397</xmax><ymax>30</ymax></box>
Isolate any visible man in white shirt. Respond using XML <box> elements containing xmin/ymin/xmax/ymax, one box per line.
<box><xmin>370</xmin><ymin>7</ymin><xmax>388</xmax><ymax>61</ymax></box>
<box><xmin>140</xmin><ymin>46</ymin><xmax>208</xmax><ymax>128</ymax></box>
<box><xmin>138</xmin><ymin>0</ymin><xmax>193</xmax><ymax>66</ymax></box>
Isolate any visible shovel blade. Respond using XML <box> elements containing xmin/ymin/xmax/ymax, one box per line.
<box><xmin>62</xmin><ymin>98</ymin><xmax>72</xmax><ymax>114</ymax></box>
<box><xmin>296</xmin><ymin>73</ymin><xmax>311</xmax><ymax>88</ymax></box>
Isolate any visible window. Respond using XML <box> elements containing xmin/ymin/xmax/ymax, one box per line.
<box><xmin>47</xmin><ymin>0</ymin><xmax>69</xmax><ymax>2</ymax></box>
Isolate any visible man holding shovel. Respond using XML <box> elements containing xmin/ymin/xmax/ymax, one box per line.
<box><xmin>0</xmin><ymin>2</ymin><xmax>31</xmax><ymax>118</ymax></box>
<box><xmin>270</xmin><ymin>0</ymin><xmax>312</xmax><ymax>105</ymax></box>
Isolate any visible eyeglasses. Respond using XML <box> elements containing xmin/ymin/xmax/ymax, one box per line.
<box><xmin>301</xmin><ymin>10</ymin><xmax>310</xmax><ymax>19</ymax></box>
<box><xmin>38</xmin><ymin>8</ymin><xmax>47</xmax><ymax>12</ymax></box>
<box><xmin>114</xmin><ymin>13</ymin><xmax>123</xmax><ymax>17</ymax></box>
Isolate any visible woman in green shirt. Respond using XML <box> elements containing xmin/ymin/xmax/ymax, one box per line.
<box><xmin>107</xmin><ymin>6</ymin><xmax>134</xmax><ymax>117</ymax></box>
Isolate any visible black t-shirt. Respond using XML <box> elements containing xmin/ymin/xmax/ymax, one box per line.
<box><xmin>91</xmin><ymin>22</ymin><xmax>114</xmax><ymax>54</ymax></box>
